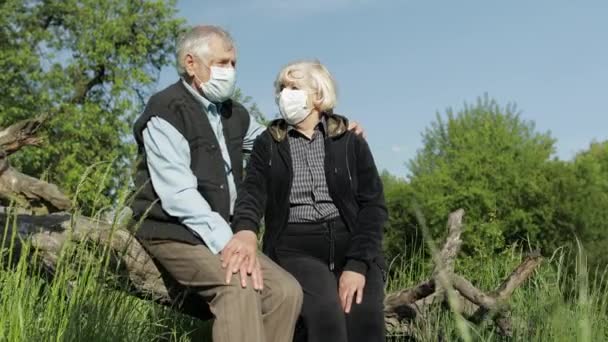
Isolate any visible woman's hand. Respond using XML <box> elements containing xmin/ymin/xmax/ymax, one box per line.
<box><xmin>338</xmin><ymin>270</ymin><xmax>366</xmax><ymax>313</ymax></box>
<box><xmin>221</xmin><ymin>230</ymin><xmax>263</xmax><ymax>290</ymax></box>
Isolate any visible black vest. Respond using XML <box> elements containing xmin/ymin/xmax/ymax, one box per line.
<box><xmin>132</xmin><ymin>80</ymin><xmax>250</xmax><ymax>244</ymax></box>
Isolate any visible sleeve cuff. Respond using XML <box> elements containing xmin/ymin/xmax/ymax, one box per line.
<box><xmin>231</xmin><ymin>217</ymin><xmax>260</xmax><ymax>234</ymax></box>
<box><xmin>344</xmin><ymin>259</ymin><xmax>368</xmax><ymax>276</ymax></box>
<box><xmin>194</xmin><ymin>220</ymin><xmax>233</xmax><ymax>255</ymax></box>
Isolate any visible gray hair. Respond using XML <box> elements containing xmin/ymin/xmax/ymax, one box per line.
<box><xmin>176</xmin><ymin>25</ymin><xmax>235</xmax><ymax>77</ymax></box>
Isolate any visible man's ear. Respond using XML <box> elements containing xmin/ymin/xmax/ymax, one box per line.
<box><xmin>184</xmin><ymin>54</ymin><xmax>196</xmax><ymax>77</ymax></box>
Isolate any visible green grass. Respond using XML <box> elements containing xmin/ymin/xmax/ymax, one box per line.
<box><xmin>1</xmin><ymin>214</ymin><xmax>607</xmax><ymax>341</ymax></box>
<box><xmin>386</xmin><ymin>244</ymin><xmax>608</xmax><ymax>342</ymax></box>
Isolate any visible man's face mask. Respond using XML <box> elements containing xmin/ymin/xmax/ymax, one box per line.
<box><xmin>196</xmin><ymin>65</ymin><xmax>236</xmax><ymax>103</ymax></box>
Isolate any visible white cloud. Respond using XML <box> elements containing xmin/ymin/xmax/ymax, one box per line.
<box><xmin>391</xmin><ymin>145</ymin><xmax>406</xmax><ymax>153</ymax></box>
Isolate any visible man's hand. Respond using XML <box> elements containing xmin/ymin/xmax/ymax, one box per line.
<box><xmin>338</xmin><ymin>271</ymin><xmax>366</xmax><ymax>314</ymax></box>
<box><xmin>347</xmin><ymin>121</ymin><xmax>366</xmax><ymax>138</ymax></box>
<box><xmin>220</xmin><ymin>230</ymin><xmax>262</xmax><ymax>289</ymax></box>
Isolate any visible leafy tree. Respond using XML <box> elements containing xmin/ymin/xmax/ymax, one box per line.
<box><xmin>0</xmin><ymin>0</ymin><xmax>184</xmax><ymax>214</ymax></box>
<box><xmin>407</xmin><ymin>95</ymin><xmax>557</xmax><ymax>256</ymax></box>
<box><xmin>380</xmin><ymin>170</ymin><xmax>422</xmax><ymax>263</ymax></box>
<box><xmin>550</xmin><ymin>142</ymin><xmax>608</xmax><ymax>267</ymax></box>
<box><xmin>232</xmin><ymin>88</ymin><xmax>267</xmax><ymax>125</ymax></box>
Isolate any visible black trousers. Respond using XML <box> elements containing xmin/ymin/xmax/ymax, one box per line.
<box><xmin>274</xmin><ymin>218</ymin><xmax>385</xmax><ymax>342</ymax></box>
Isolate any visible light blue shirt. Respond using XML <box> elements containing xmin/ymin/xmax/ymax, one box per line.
<box><xmin>142</xmin><ymin>80</ymin><xmax>266</xmax><ymax>254</ymax></box>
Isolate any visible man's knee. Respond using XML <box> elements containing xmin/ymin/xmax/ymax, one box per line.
<box><xmin>273</xmin><ymin>272</ymin><xmax>304</xmax><ymax>311</ymax></box>
<box><xmin>214</xmin><ymin>281</ymin><xmax>258</xmax><ymax>304</ymax></box>
<box><xmin>209</xmin><ymin>282</ymin><xmax>261</xmax><ymax>322</ymax></box>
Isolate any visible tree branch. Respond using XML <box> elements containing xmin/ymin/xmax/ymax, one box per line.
<box><xmin>0</xmin><ymin>115</ymin><xmax>47</xmax><ymax>155</ymax></box>
<box><xmin>71</xmin><ymin>64</ymin><xmax>106</xmax><ymax>104</ymax></box>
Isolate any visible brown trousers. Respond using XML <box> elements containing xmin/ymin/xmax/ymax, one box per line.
<box><xmin>144</xmin><ymin>240</ymin><xmax>303</xmax><ymax>342</ymax></box>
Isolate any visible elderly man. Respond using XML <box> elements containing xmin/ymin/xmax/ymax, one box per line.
<box><xmin>131</xmin><ymin>25</ymin><xmax>302</xmax><ymax>342</ymax></box>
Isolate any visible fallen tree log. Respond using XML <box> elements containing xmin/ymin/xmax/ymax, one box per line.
<box><xmin>383</xmin><ymin>209</ymin><xmax>543</xmax><ymax>337</ymax></box>
<box><xmin>0</xmin><ymin>115</ymin><xmax>71</xmax><ymax>212</ymax></box>
<box><xmin>0</xmin><ymin>208</ymin><xmax>214</xmax><ymax>320</ymax></box>
<box><xmin>0</xmin><ymin>116</ymin><xmax>543</xmax><ymax>335</ymax></box>
<box><xmin>1</xmin><ymin>207</ymin><xmax>543</xmax><ymax>336</ymax></box>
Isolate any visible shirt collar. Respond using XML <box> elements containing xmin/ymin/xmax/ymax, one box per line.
<box><xmin>181</xmin><ymin>78</ymin><xmax>219</xmax><ymax>114</ymax></box>
<box><xmin>288</xmin><ymin>115</ymin><xmax>328</xmax><ymax>138</ymax></box>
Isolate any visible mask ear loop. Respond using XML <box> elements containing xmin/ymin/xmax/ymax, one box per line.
<box><xmin>190</xmin><ymin>56</ymin><xmax>212</xmax><ymax>88</ymax></box>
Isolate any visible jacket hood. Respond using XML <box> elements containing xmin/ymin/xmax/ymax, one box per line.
<box><xmin>267</xmin><ymin>113</ymin><xmax>349</xmax><ymax>142</ymax></box>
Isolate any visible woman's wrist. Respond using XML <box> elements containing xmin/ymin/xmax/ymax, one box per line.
<box><xmin>343</xmin><ymin>259</ymin><xmax>368</xmax><ymax>276</ymax></box>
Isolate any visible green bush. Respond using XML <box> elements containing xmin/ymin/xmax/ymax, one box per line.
<box><xmin>405</xmin><ymin>95</ymin><xmax>557</xmax><ymax>257</ymax></box>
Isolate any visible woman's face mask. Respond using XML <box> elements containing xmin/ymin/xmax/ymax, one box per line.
<box><xmin>278</xmin><ymin>88</ymin><xmax>312</xmax><ymax>125</ymax></box>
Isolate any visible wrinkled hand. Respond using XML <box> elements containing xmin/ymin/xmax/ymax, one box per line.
<box><xmin>242</xmin><ymin>253</ymin><xmax>264</xmax><ymax>291</ymax></box>
<box><xmin>347</xmin><ymin>121</ymin><xmax>366</xmax><ymax>138</ymax></box>
<box><xmin>220</xmin><ymin>231</ymin><xmax>263</xmax><ymax>290</ymax></box>
<box><xmin>338</xmin><ymin>271</ymin><xmax>366</xmax><ymax>314</ymax></box>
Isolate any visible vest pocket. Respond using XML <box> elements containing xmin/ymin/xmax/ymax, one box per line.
<box><xmin>187</xmin><ymin>136</ymin><xmax>210</xmax><ymax>148</ymax></box>
<box><xmin>196</xmin><ymin>179</ymin><xmax>228</xmax><ymax>213</ymax></box>
<box><xmin>196</xmin><ymin>179</ymin><xmax>223</xmax><ymax>192</ymax></box>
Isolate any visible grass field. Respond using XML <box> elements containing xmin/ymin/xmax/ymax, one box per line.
<box><xmin>1</xmin><ymin>216</ymin><xmax>607</xmax><ymax>342</ymax></box>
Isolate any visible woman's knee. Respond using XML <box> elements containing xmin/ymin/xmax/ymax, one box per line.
<box><xmin>346</xmin><ymin>300</ymin><xmax>385</xmax><ymax>340</ymax></box>
<box><xmin>302</xmin><ymin>297</ymin><xmax>343</xmax><ymax>325</ymax></box>
<box><xmin>301</xmin><ymin>300</ymin><xmax>347</xmax><ymax>341</ymax></box>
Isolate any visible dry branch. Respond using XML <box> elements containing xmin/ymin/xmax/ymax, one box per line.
<box><xmin>0</xmin><ymin>115</ymin><xmax>70</xmax><ymax>212</ymax></box>
<box><xmin>0</xmin><ymin>115</ymin><xmax>46</xmax><ymax>155</ymax></box>
<box><xmin>383</xmin><ymin>210</ymin><xmax>543</xmax><ymax>337</ymax></box>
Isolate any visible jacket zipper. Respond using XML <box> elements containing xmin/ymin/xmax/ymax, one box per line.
<box><xmin>328</xmin><ymin>220</ymin><xmax>335</xmax><ymax>271</ymax></box>
<box><xmin>268</xmin><ymin>137</ymin><xmax>273</xmax><ymax>167</ymax></box>
<box><xmin>345</xmin><ymin>133</ymin><xmax>353</xmax><ymax>188</ymax></box>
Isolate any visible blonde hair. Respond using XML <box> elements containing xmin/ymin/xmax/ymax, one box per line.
<box><xmin>274</xmin><ymin>60</ymin><xmax>337</xmax><ymax>112</ymax></box>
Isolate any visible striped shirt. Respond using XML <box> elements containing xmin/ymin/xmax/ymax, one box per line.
<box><xmin>288</xmin><ymin>119</ymin><xmax>340</xmax><ymax>223</ymax></box>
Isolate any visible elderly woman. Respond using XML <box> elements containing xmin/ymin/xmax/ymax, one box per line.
<box><xmin>232</xmin><ymin>60</ymin><xmax>387</xmax><ymax>342</ymax></box>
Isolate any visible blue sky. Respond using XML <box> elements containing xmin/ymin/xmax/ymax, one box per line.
<box><xmin>157</xmin><ymin>0</ymin><xmax>608</xmax><ymax>177</ymax></box>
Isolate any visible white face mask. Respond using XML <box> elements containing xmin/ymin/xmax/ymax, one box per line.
<box><xmin>278</xmin><ymin>88</ymin><xmax>311</xmax><ymax>125</ymax></box>
<box><xmin>198</xmin><ymin>66</ymin><xmax>236</xmax><ymax>103</ymax></box>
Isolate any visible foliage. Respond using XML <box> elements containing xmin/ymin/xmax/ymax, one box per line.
<box><xmin>232</xmin><ymin>88</ymin><xmax>268</xmax><ymax>125</ymax></box>
<box><xmin>569</xmin><ymin>142</ymin><xmax>608</xmax><ymax>266</ymax></box>
<box><xmin>381</xmin><ymin>95</ymin><xmax>608</xmax><ymax>270</ymax></box>
<box><xmin>0</xmin><ymin>0</ymin><xmax>185</xmax><ymax>215</ymax></box>
<box><xmin>380</xmin><ymin>170</ymin><xmax>422</xmax><ymax>264</ymax></box>
<box><xmin>544</xmin><ymin>142</ymin><xmax>608</xmax><ymax>268</ymax></box>
<box><xmin>405</xmin><ymin>95</ymin><xmax>557</xmax><ymax>257</ymax></box>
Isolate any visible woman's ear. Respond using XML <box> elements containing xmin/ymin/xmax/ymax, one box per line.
<box><xmin>311</xmin><ymin>91</ymin><xmax>324</xmax><ymax>110</ymax></box>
